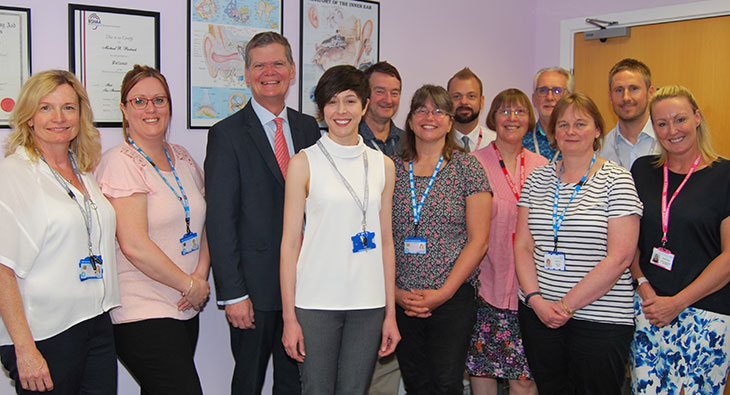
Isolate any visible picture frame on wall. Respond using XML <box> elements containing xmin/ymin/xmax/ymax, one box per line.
<box><xmin>299</xmin><ymin>0</ymin><xmax>379</xmax><ymax>125</ymax></box>
<box><xmin>187</xmin><ymin>0</ymin><xmax>283</xmax><ymax>129</ymax></box>
<box><xmin>0</xmin><ymin>6</ymin><xmax>31</xmax><ymax>128</ymax></box>
<box><xmin>69</xmin><ymin>4</ymin><xmax>160</xmax><ymax>127</ymax></box>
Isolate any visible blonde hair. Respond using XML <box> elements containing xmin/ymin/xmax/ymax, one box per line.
<box><xmin>6</xmin><ymin>70</ymin><xmax>100</xmax><ymax>172</ymax></box>
<box><xmin>649</xmin><ymin>85</ymin><xmax>718</xmax><ymax>167</ymax></box>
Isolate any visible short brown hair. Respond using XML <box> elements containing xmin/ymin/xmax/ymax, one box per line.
<box><xmin>486</xmin><ymin>88</ymin><xmax>536</xmax><ymax>133</ymax></box>
<box><xmin>120</xmin><ymin>65</ymin><xmax>172</xmax><ymax>140</ymax></box>
<box><xmin>364</xmin><ymin>61</ymin><xmax>401</xmax><ymax>87</ymax></box>
<box><xmin>313</xmin><ymin>65</ymin><xmax>369</xmax><ymax>120</ymax></box>
<box><xmin>447</xmin><ymin>67</ymin><xmax>483</xmax><ymax>96</ymax></box>
<box><xmin>400</xmin><ymin>84</ymin><xmax>460</xmax><ymax>162</ymax></box>
<box><xmin>548</xmin><ymin>92</ymin><xmax>605</xmax><ymax>151</ymax></box>
<box><xmin>608</xmin><ymin>58</ymin><xmax>651</xmax><ymax>89</ymax></box>
<box><xmin>243</xmin><ymin>31</ymin><xmax>293</xmax><ymax>68</ymax></box>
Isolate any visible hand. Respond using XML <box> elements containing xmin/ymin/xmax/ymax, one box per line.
<box><xmin>16</xmin><ymin>346</ymin><xmax>53</xmax><ymax>392</ymax></box>
<box><xmin>532</xmin><ymin>297</ymin><xmax>571</xmax><ymax>329</ymax></box>
<box><xmin>282</xmin><ymin>319</ymin><xmax>306</xmax><ymax>362</ymax></box>
<box><xmin>182</xmin><ymin>275</ymin><xmax>210</xmax><ymax>310</ymax></box>
<box><xmin>378</xmin><ymin>315</ymin><xmax>400</xmax><ymax>357</ymax></box>
<box><xmin>395</xmin><ymin>288</ymin><xmax>431</xmax><ymax>318</ymax></box>
<box><xmin>409</xmin><ymin>288</ymin><xmax>449</xmax><ymax>313</ymax></box>
<box><xmin>225</xmin><ymin>299</ymin><xmax>256</xmax><ymax>329</ymax></box>
<box><xmin>636</xmin><ymin>282</ymin><xmax>657</xmax><ymax>303</ymax></box>
<box><xmin>642</xmin><ymin>295</ymin><xmax>684</xmax><ymax>328</ymax></box>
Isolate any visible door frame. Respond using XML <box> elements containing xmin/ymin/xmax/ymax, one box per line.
<box><xmin>559</xmin><ymin>0</ymin><xmax>730</xmax><ymax>70</ymax></box>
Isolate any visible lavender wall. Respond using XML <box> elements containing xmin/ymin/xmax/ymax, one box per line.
<box><xmin>0</xmin><ymin>0</ymin><xmax>705</xmax><ymax>394</ymax></box>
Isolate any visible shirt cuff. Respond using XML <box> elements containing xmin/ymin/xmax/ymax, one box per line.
<box><xmin>217</xmin><ymin>295</ymin><xmax>249</xmax><ymax>306</ymax></box>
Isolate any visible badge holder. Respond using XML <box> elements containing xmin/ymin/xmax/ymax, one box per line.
<box><xmin>544</xmin><ymin>251</ymin><xmax>566</xmax><ymax>271</ymax></box>
<box><xmin>79</xmin><ymin>255</ymin><xmax>103</xmax><ymax>281</ymax></box>
<box><xmin>352</xmin><ymin>231</ymin><xmax>376</xmax><ymax>253</ymax></box>
<box><xmin>650</xmin><ymin>247</ymin><xmax>674</xmax><ymax>271</ymax></box>
<box><xmin>180</xmin><ymin>232</ymin><xmax>200</xmax><ymax>255</ymax></box>
<box><xmin>404</xmin><ymin>237</ymin><xmax>427</xmax><ymax>255</ymax></box>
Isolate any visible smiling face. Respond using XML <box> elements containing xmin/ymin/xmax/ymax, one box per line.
<box><xmin>28</xmin><ymin>84</ymin><xmax>80</xmax><ymax>155</ymax></box>
<box><xmin>366</xmin><ymin>71</ymin><xmax>400</xmax><ymax>123</ymax></box>
<box><xmin>609</xmin><ymin>70</ymin><xmax>653</xmax><ymax>123</ymax></box>
<box><xmin>554</xmin><ymin>105</ymin><xmax>601</xmax><ymax>155</ymax></box>
<box><xmin>651</xmin><ymin>96</ymin><xmax>701</xmax><ymax>159</ymax></box>
<box><xmin>532</xmin><ymin>71</ymin><xmax>568</xmax><ymax>126</ymax></box>
<box><xmin>323</xmin><ymin>89</ymin><xmax>367</xmax><ymax>144</ymax></box>
<box><xmin>495</xmin><ymin>103</ymin><xmax>530</xmax><ymax>146</ymax></box>
<box><xmin>245</xmin><ymin>43</ymin><xmax>296</xmax><ymax>109</ymax></box>
<box><xmin>448</xmin><ymin>77</ymin><xmax>484</xmax><ymax>124</ymax></box>
<box><xmin>408</xmin><ymin>98</ymin><xmax>453</xmax><ymax>145</ymax></box>
<box><xmin>121</xmin><ymin>77</ymin><xmax>170</xmax><ymax>143</ymax></box>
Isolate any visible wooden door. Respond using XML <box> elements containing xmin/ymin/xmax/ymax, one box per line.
<box><xmin>573</xmin><ymin>15</ymin><xmax>730</xmax><ymax>158</ymax></box>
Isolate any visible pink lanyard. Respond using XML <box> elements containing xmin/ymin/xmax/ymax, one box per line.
<box><xmin>493</xmin><ymin>144</ymin><xmax>525</xmax><ymax>202</ymax></box>
<box><xmin>661</xmin><ymin>155</ymin><xmax>701</xmax><ymax>246</ymax></box>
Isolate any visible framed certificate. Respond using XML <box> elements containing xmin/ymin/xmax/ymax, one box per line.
<box><xmin>187</xmin><ymin>0</ymin><xmax>283</xmax><ymax>129</ymax></box>
<box><xmin>299</xmin><ymin>0</ymin><xmax>379</xmax><ymax>125</ymax></box>
<box><xmin>69</xmin><ymin>4</ymin><xmax>160</xmax><ymax>127</ymax></box>
<box><xmin>0</xmin><ymin>6</ymin><xmax>31</xmax><ymax>128</ymax></box>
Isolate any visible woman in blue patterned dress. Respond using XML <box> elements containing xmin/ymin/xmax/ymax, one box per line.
<box><xmin>630</xmin><ymin>85</ymin><xmax>730</xmax><ymax>394</ymax></box>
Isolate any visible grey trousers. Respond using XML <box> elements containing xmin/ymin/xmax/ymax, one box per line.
<box><xmin>296</xmin><ymin>307</ymin><xmax>385</xmax><ymax>395</ymax></box>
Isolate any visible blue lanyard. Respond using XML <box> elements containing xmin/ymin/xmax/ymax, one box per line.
<box><xmin>127</xmin><ymin>138</ymin><xmax>192</xmax><ymax>234</ymax></box>
<box><xmin>408</xmin><ymin>157</ymin><xmax>444</xmax><ymax>226</ymax></box>
<box><xmin>552</xmin><ymin>153</ymin><xmax>596</xmax><ymax>251</ymax></box>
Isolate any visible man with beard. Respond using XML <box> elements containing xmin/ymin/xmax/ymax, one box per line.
<box><xmin>359</xmin><ymin>61</ymin><xmax>403</xmax><ymax>158</ymax></box>
<box><xmin>523</xmin><ymin>67</ymin><xmax>572</xmax><ymax>163</ymax></box>
<box><xmin>447</xmin><ymin>68</ymin><xmax>496</xmax><ymax>152</ymax></box>
<box><xmin>598</xmin><ymin>58</ymin><xmax>659</xmax><ymax>169</ymax></box>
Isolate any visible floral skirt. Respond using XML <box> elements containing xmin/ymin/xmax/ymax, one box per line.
<box><xmin>631</xmin><ymin>294</ymin><xmax>730</xmax><ymax>394</ymax></box>
<box><xmin>465</xmin><ymin>297</ymin><xmax>532</xmax><ymax>380</ymax></box>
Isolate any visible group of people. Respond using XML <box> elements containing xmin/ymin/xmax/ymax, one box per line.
<box><xmin>0</xmin><ymin>29</ymin><xmax>727</xmax><ymax>395</ymax></box>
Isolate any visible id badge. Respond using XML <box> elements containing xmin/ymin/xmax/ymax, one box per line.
<box><xmin>180</xmin><ymin>232</ymin><xmax>200</xmax><ymax>256</ymax></box>
<box><xmin>650</xmin><ymin>247</ymin><xmax>674</xmax><ymax>271</ymax></box>
<box><xmin>352</xmin><ymin>231</ymin><xmax>376</xmax><ymax>253</ymax></box>
<box><xmin>79</xmin><ymin>255</ymin><xmax>103</xmax><ymax>281</ymax></box>
<box><xmin>544</xmin><ymin>251</ymin><xmax>566</xmax><ymax>271</ymax></box>
<box><xmin>404</xmin><ymin>237</ymin><xmax>427</xmax><ymax>255</ymax></box>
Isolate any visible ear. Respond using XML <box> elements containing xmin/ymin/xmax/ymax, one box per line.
<box><xmin>479</xmin><ymin>95</ymin><xmax>485</xmax><ymax>110</ymax></box>
<box><xmin>694</xmin><ymin>109</ymin><xmax>701</xmax><ymax>125</ymax></box>
<box><xmin>361</xmin><ymin>98</ymin><xmax>370</xmax><ymax>117</ymax></box>
<box><xmin>120</xmin><ymin>102</ymin><xmax>128</xmax><ymax>121</ymax></box>
<box><xmin>648</xmin><ymin>85</ymin><xmax>656</xmax><ymax>97</ymax></box>
<box><xmin>289</xmin><ymin>61</ymin><xmax>297</xmax><ymax>83</ymax></box>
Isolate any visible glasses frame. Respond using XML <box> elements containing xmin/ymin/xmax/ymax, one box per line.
<box><xmin>535</xmin><ymin>87</ymin><xmax>565</xmax><ymax>97</ymax></box>
<box><xmin>127</xmin><ymin>96</ymin><xmax>169</xmax><ymax>110</ymax></box>
<box><xmin>412</xmin><ymin>107</ymin><xmax>451</xmax><ymax>118</ymax></box>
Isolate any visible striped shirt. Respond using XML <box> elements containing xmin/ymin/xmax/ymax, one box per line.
<box><xmin>518</xmin><ymin>161</ymin><xmax>643</xmax><ymax>325</ymax></box>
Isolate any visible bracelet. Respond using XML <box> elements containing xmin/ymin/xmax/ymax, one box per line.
<box><xmin>560</xmin><ymin>299</ymin><xmax>575</xmax><ymax>316</ymax></box>
<box><xmin>524</xmin><ymin>291</ymin><xmax>541</xmax><ymax>307</ymax></box>
<box><xmin>182</xmin><ymin>277</ymin><xmax>194</xmax><ymax>296</ymax></box>
<box><xmin>637</xmin><ymin>277</ymin><xmax>649</xmax><ymax>286</ymax></box>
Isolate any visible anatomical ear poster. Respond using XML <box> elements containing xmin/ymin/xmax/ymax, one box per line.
<box><xmin>188</xmin><ymin>0</ymin><xmax>282</xmax><ymax>128</ymax></box>
<box><xmin>299</xmin><ymin>0</ymin><xmax>379</xmax><ymax>124</ymax></box>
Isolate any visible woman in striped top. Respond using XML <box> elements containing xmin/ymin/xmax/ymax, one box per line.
<box><xmin>514</xmin><ymin>92</ymin><xmax>643</xmax><ymax>394</ymax></box>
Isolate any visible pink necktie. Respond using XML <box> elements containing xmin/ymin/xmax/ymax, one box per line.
<box><xmin>273</xmin><ymin>117</ymin><xmax>290</xmax><ymax>178</ymax></box>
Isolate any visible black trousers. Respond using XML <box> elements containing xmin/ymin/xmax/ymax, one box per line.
<box><xmin>518</xmin><ymin>303</ymin><xmax>634</xmax><ymax>395</ymax></box>
<box><xmin>395</xmin><ymin>283</ymin><xmax>476</xmax><ymax>395</ymax></box>
<box><xmin>229</xmin><ymin>309</ymin><xmax>301</xmax><ymax>395</ymax></box>
<box><xmin>0</xmin><ymin>312</ymin><xmax>117</xmax><ymax>395</ymax></box>
<box><xmin>113</xmin><ymin>315</ymin><xmax>202</xmax><ymax>395</ymax></box>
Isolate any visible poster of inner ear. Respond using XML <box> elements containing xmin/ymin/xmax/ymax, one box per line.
<box><xmin>188</xmin><ymin>0</ymin><xmax>282</xmax><ymax>128</ymax></box>
<box><xmin>299</xmin><ymin>0</ymin><xmax>379</xmax><ymax>126</ymax></box>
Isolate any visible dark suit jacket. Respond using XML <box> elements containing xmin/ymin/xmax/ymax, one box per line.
<box><xmin>205</xmin><ymin>102</ymin><xmax>320</xmax><ymax>311</ymax></box>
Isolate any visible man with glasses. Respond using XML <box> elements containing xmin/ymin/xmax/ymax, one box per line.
<box><xmin>447</xmin><ymin>67</ymin><xmax>496</xmax><ymax>153</ymax></box>
<box><xmin>523</xmin><ymin>67</ymin><xmax>573</xmax><ymax>162</ymax></box>
<box><xmin>598</xmin><ymin>58</ymin><xmax>658</xmax><ymax>169</ymax></box>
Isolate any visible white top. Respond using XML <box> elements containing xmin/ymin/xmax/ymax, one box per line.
<box><xmin>454</xmin><ymin>125</ymin><xmax>496</xmax><ymax>152</ymax></box>
<box><xmin>598</xmin><ymin>119</ymin><xmax>659</xmax><ymax>170</ymax></box>
<box><xmin>95</xmin><ymin>143</ymin><xmax>205</xmax><ymax>324</ymax></box>
<box><xmin>0</xmin><ymin>147</ymin><xmax>120</xmax><ymax>345</ymax></box>
<box><xmin>517</xmin><ymin>161</ymin><xmax>643</xmax><ymax>325</ymax></box>
<box><xmin>295</xmin><ymin>134</ymin><xmax>386</xmax><ymax>310</ymax></box>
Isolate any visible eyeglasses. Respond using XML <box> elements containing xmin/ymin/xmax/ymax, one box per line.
<box><xmin>535</xmin><ymin>87</ymin><xmax>565</xmax><ymax>97</ymax></box>
<box><xmin>127</xmin><ymin>96</ymin><xmax>169</xmax><ymax>110</ymax></box>
<box><xmin>413</xmin><ymin>107</ymin><xmax>450</xmax><ymax>118</ymax></box>
<box><xmin>498</xmin><ymin>108</ymin><xmax>528</xmax><ymax>117</ymax></box>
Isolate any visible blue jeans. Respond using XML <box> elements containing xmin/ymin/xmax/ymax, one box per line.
<box><xmin>295</xmin><ymin>307</ymin><xmax>385</xmax><ymax>395</ymax></box>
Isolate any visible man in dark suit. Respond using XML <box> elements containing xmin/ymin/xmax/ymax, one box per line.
<box><xmin>205</xmin><ymin>31</ymin><xmax>320</xmax><ymax>394</ymax></box>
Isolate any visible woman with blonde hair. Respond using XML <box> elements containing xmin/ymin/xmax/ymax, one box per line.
<box><xmin>630</xmin><ymin>85</ymin><xmax>730</xmax><ymax>394</ymax></box>
<box><xmin>0</xmin><ymin>70</ymin><xmax>120</xmax><ymax>394</ymax></box>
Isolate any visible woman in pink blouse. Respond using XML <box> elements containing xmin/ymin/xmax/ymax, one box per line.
<box><xmin>468</xmin><ymin>89</ymin><xmax>547</xmax><ymax>395</ymax></box>
<box><xmin>95</xmin><ymin>65</ymin><xmax>210</xmax><ymax>394</ymax></box>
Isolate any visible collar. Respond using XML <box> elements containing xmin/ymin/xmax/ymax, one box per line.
<box><xmin>454</xmin><ymin>124</ymin><xmax>482</xmax><ymax>142</ymax></box>
<box><xmin>614</xmin><ymin>118</ymin><xmax>656</xmax><ymax>146</ymax></box>
<box><xmin>359</xmin><ymin>119</ymin><xmax>402</xmax><ymax>143</ymax></box>
<box><xmin>321</xmin><ymin>132</ymin><xmax>366</xmax><ymax>158</ymax></box>
<box><xmin>535</xmin><ymin>121</ymin><xmax>547</xmax><ymax>137</ymax></box>
<box><xmin>251</xmin><ymin>97</ymin><xmax>289</xmax><ymax>126</ymax></box>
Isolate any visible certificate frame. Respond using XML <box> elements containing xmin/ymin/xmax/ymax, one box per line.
<box><xmin>187</xmin><ymin>0</ymin><xmax>283</xmax><ymax>129</ymax></box>
<box><xmin>0</xmin><ymin>6</ymin><xmax>31</xmax><ymax>128</ymax></box>
<box><xmin>69</xmin><ymin>4</ymin><xmax>160</xmax><ymax>127</ymax></box>
<box><xmin>299</xmin><ymin>0</ymin><xmax>379</xmax><ymax>124</ymax></box>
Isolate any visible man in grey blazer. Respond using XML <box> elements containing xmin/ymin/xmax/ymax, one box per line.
<box><xmin>205</xmin><ymin>31</ymin><xmax>320</xmax><ymax>394</ymax></box>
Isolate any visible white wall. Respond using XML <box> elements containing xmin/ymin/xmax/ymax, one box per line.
<box><xmin>0</xmin><ymin>0</ymin><xmax>708</xmax><ymax>394</ymax></box>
